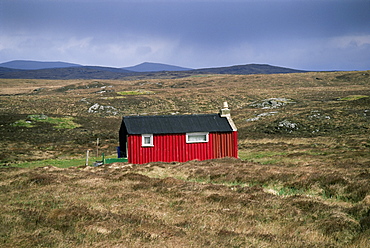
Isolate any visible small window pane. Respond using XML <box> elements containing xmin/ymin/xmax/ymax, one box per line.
<box><xmin>144</xmin><ymin>136</ymin><xmax>151</xmax><ymax>144</ymax></box>
<box><xmin>186</xmin><ymin>132</ymin><xmax>209</xmax><ymax>143</ymax></box>
<box><xmin>188</xmin><ymin>134</ymin><xmax>206</xmax><ymax>142</ymax></box>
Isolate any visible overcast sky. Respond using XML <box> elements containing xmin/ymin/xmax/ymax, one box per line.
<box><xmin>1</xmin><ymin>0</ymin><xmax>369</xmax><ymax>71</ymax></box>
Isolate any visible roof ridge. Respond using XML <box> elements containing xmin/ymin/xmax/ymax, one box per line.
<box><xmin>124</xmin><ymin>113</ymin><xmax>218</xmax><ymax>118</ymax></box>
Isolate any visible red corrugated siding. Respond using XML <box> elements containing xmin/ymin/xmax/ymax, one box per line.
<box><xmin>128</xmin><ymin>132</ymin><xmax>237</xmax><ymax>164</ymax></box>
<box><xmin>211</xmin><ymin>132</ymin><xmax>238</xmax><ymax>159</ymax></box>
<box><xmin>233</xmin><ymin>131</ymin><xmax>238</xmax><ymax>158</ymax></box>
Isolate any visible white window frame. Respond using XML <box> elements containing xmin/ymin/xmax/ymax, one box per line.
<box><xmin>142</xmin><ymin>134</ymin><xmax>154</xmax><ymax>147</ymax></box>
<box><xmin>186</xmin><ymin>132</ymin><xmax>209</xmax><ymax>143</ymax></box>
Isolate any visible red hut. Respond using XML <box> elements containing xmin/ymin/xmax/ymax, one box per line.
<box><xmin>119</xmin><ymin>102</ymin><xmax>237</xmax><ymax>164</ymax></box>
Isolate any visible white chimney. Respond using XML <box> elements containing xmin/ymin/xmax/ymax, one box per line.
<box><xmin>220</xmin><ymin>101</ymin><xmax>230</xmax><ymax>117</ymax></box>
<box><xmin>220</xmin><ymin>102</ymin><xmax>237</xmax><ymax>131</ymax></box>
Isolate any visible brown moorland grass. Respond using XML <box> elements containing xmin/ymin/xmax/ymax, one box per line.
<box><xmin>0</xmin><ymin>70</ymin><xmax>369</xmax><ymax>247</ymax></box>
<box><xmin>0</xmin><ymin>159</ymin><xmax>369</xmax><ymax>247</ymax></box>
<box><xmin>1</xmin><ymin>70</ymin><xmax>369</xmax><ymax>163</ymax></box>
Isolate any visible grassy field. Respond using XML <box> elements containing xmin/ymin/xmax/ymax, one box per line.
<box><xmin>0</xmin><ymin>70</ymin><xmax>369</xmax><ymax>247</ymax></box>
<box><xmin>1</xmin><ymin>158</ymin><xmax>369</xmax><ymax>247</ymax></box>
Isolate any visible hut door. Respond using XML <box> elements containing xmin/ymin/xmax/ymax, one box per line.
<box><xmin>119</xmin><ymin>134</ymin><xmax>128</xmax><ymax>158</ymax></box>
<box><xmin>125</xmin><ymin>135</ymin><xmax>128</xmax><ymax>158</ymax></box>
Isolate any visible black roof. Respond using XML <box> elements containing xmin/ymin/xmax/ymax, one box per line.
<box><xmin>121</xmin><ymin>114</ymin><xmax>233</xmax><ymax>134</ymax></box>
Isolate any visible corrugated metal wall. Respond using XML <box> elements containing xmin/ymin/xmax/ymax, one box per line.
<box><xmin>127</xmin><ymin>132</ymin><xmax>238</xmax><ymax>164</ymax></box>
<box><xmin>212</xmin><ymin>132</ymin><xmax>238</xmax><ymax>159</ymax></box>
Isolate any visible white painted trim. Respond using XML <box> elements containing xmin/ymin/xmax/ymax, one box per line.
<box><xmin>142</xmin><ymin>134</ymin><xmax>154</xmax><ymax>147</ymax></box>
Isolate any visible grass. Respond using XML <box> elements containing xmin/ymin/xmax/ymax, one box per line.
<box><xmin>12</xmin><ymin>114</ymin><xmax>81</xmax><ymax>129</ymax></box>
<box><xmin>10</xmin><ymin>156</ymin><xmax>352</xmax><ymax>201</ymax></box>
<box><xmin>239</xmin><ymin>150</ymin><xmax>287</xmax><ymax>164</ymax></box>
<box><xmin>12</xmin><ymin>119</ymin><xmax>34</xmax><ymax>128</ymax></box>
<box><xmin>40</xmin><ymin>117</ymin><xmax>81</xmax><ymax>129</ymax></box>
<box><xmin>29</xmin><ymin>115</ymin><xmax>81</xmax><ymax>129</ymax></box>
<box><xmin>116</xmin><ymin>90</ymin><xmax>154</xmax><ymax>95</ymax></box>
<box><xmin>263</xmin><ymin>184</ymin><xmax>317</xmax><ymax>197</ymax></box>
<box><xmin>1</xmin><ymin>70</ymin><xmax>370</xmax><ymax>247</ymax></box>
<box><xmin>338</xmin><ymin>95</ymin><xmax>369</xmax><ymax>101</ymax></box>
<box><xmin>12</xmin><ymin>153</ymin><xmax>122</xmax><ymax>169</ymax></box>
<box><xmin>14</xmin><ymin>158</ymin><xmax>87</xmax><ymax>168</ymax></box>
<box><xmin>1</xmin><ymin>158</ymin><xmax>369</xmax><ymax>247</ymax></box>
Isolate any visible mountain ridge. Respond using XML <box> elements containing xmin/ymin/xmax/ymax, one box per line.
<box><xmin>0</xmin><ymin>60</ymin><xmax>308</xmax><ymax>79</ymax></box>
<box><xmin>0</xmin><ymin>60</ymin><xmax>81</xmax><ymax>70</ymax></box>
<box><xmin>195</xmin><ymin>63</ymin><xmax>307</xmax><ymax>74</ymax></box>
<box><xmin>123</xmin><ymin>62</ymin><xmax>191</xmax><ymax>72</ymax></box>
<box><xmin>0</xmin><ymin>60</ymin><xmax>192</xmax><ymax>72</ymax></box>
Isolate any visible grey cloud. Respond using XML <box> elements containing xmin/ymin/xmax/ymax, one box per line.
<box><xmin>1</xmin><ymin>0</ymin><xmax>369</xmax><ymax>70</ymax></box>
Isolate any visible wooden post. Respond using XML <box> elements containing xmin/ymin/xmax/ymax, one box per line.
<box><xmin>85</xmin><ymin>150</ymin><xmax>90</xmax><ymax>166</ymax></box>
<box><xmin>96</xmin><ymin>138</ymin><xmax>99</xmax><ymax>158</ymax></box>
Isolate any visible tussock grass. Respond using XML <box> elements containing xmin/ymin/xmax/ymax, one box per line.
<box><xmin>0</xmin><ymin>70</ymin><xmax>369</xmax><ymax>246</ymax></box>
<box><xmin>11</xmin><ymin>115</ymin><xmax>81</xmax><ymax>129</ymax></box>
<box><xmin>15</xmin><ymin>158</ymin><xmax>87</xmax><ymax>169</ymax></box>
<box><xmin>117</xmin><ymin>90</ymin><xmax>154</xmax><ymax>95</ymax></box>
<box><xmin>1</xmin><ymin>159</ymin><xmax>369</xmax><ymax>247</ymax></box>
<box><xmin>338</xmin><ymin>95</ymin><xmax>369</xmax><ymax>101</ymax></box>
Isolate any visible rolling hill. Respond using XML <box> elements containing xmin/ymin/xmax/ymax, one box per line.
<box><xmin>0</xmin><ymin>67</ymin><xmax>21</xmax><ymax>73</ymax></box>
<box><xmin>193</xmin><ymin>63</ymin><xmax>307</xmax><ymax>74</ymax></box>
<box><xmin>123</xmin><ymin>62</ymin><xmax>191</xmax><ymax>72</ymax></box>
<box><xmin>0</xmin><ymin>60</ymin><xmax>308</xmax><ymax>79</ymax></box>
<box><xmin>0</xmin><ymin>66</ymin><xmax>136</xmax><ymax>80</ymax></box>
<box><xmin>0</xmin><ymin>60</ymin><xmax>81</xmax><ymax>70</ymax></box>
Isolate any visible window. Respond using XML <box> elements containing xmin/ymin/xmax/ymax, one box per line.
<box><xmin>186</xmin><ymin>132</ymin><xmax>209</xmax><ymax>143</ymax></box>
<box><xmin>142</xmin><ymin>134</ymin><xmax>153</xmax><ymax>147</ymax></box>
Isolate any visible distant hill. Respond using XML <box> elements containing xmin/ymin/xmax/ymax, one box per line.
<box><xmin>0</xmin><ymin>66</ymin><xmax>135</xmax><ymax>80</ymax></box>
<box><xmin>0</xmin><ymin>67</ymin><xmax>21</xmax><ymax>73</ymax></box>
<box><xmin>123</xmin><ymin>62</ymin><xmax>191</xmax><ymax>72</ymax></box>
<box><xmin>0</xmin><ymin>60</ymin><xmax>81</xmax><ymax>70</ymax></box>
<box><xmin>0</xmin><ymin>60</ymin><xmax>308</xmax><ymax>80</ymax></box>
<box><xmin>192</xmin><ymin>64</ymin><xmax>307</xmax><ymax>75</ymax></box>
